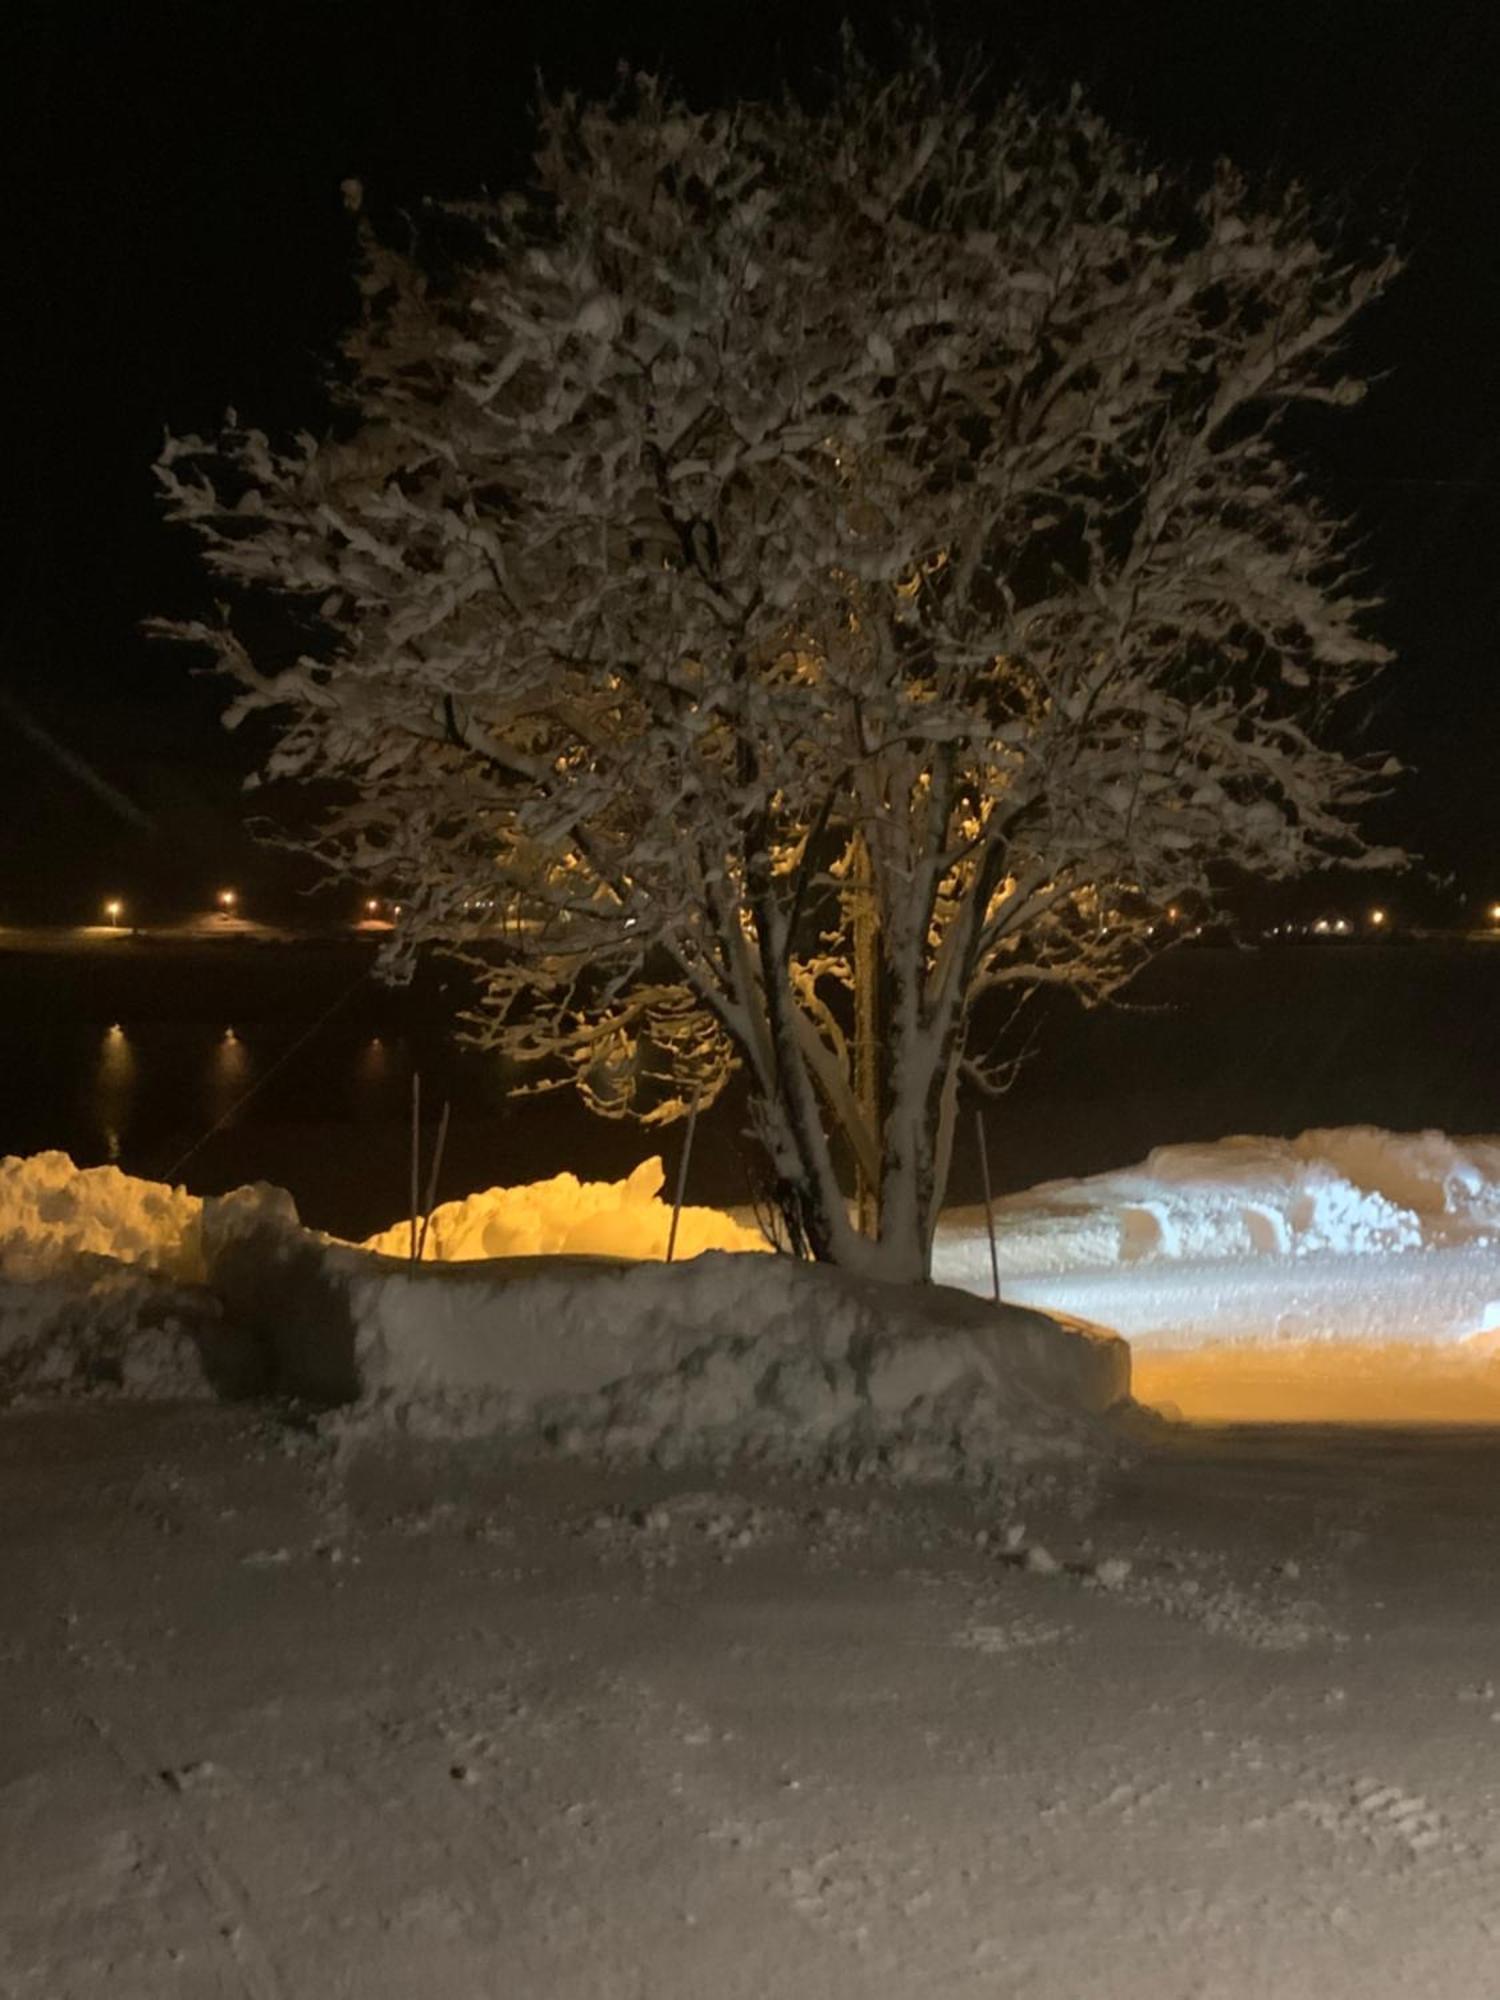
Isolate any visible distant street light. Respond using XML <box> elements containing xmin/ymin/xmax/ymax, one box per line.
<box><xmin>365</xmin><ymin>898</ymin><xmax>380</xmax><ymax>915</ymax></box>
<box><xmin>1488</xmin><ymin>903</ymin><xmax>1500</xmax><ymax>926</ymax></box>
<box><xmin>103</xmin><ymin>898</ymin><xmax>124</xmax><ymax>926</ymax></box>
<box><xmin>1369</xmin><ymin>907</ymin><xmax>1387</xmax><ymax>927</ymax></box>
<box><xmin>217</xmin><ymin>888</ymin><xmax>238</xmax><ymax>913</ymax></box>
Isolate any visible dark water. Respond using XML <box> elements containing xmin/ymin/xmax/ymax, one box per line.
<box><xmin>2</xmin><ymin>938</ymin><xmax>1497</xmax><ymax>1241</ymax></box>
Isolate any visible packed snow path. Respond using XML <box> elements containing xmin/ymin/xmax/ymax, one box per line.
<box><xmin>4</xmin><ymin>1407</ymin><xmax>1500</xmax><ymax>1997</ymax></box>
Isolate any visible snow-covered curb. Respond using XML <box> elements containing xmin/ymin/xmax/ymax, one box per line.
<box><xmin>206</xmin><ymin>1202</ymin><xmax>1129</xmax><ymax>1480</ymax></box>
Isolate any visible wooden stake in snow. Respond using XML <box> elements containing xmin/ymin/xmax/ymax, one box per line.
<box><xmin>408</xmin><ymin>1071</ymin><xmax>421</xmax><ymax>1268</ymax></box>
<box><xmin>665</xmin><ymin>1084</ymin><xmax>703</xmax><ymax>1264</ymax></box>
<box><xmin>416</xmin><ymin>1100</ymin><xmax>451</xmax><ymax>1264</ymax></box>
<box><xmin>976</xmin><ymin>1110</ymin><xmax>1001</xmax><ymax>1303</ymax></box>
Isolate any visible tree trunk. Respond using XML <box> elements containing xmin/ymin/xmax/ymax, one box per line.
<box><xmin>853</xmin><ymin>834</ymin><xmax>880</xmax><ymax>1241</ymax></box>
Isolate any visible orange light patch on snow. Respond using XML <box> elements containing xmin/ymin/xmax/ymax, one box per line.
<box><xmin>1134</xmin><ymin>1342</ymin><xmax>1500</xmax><ymax>1425</ymax></box>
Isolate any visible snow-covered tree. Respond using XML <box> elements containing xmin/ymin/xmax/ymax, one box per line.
<box><xmin>153</xmin><ymin>47</ymin><xmax>1401</xmax><ymax>1282</ymax></box>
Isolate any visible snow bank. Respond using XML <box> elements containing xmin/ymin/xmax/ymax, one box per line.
<box><xmin>0</xmin><ymin>1152</ymin><xmax>1128</xmax><ymax>1477</ymax></box>
<box><xmin>938</xmin><ymin>1126</ymin><xmax>1500</xmax><ymax>1287</ymax></box>
<box><xmin>1296</xmin><ymin>1127</ymin><xmax>1500</xmax><ymax>1236</ymax></box>
<box><xmin>932</xmin><ymin>1126</ymin><xmax>1500</xmax><ymax>1357</ymax></box>
<box><xmin>0</xmin><ymin>1157</ymin><xmax>299</xmax><ymax>1402</ymax></box>
<box><xmin>209</xmin><ymin>1202</ymin><xmax>1129</xmax><ymax>1482</ymax></box>
<box><xmin>0</xmin><ymin>1153</ymin><xmax>768</xmax><ymax>1407</ymax></box>
<box><xmin>0</xmin><ymin>1151</ymin><xmax>204</xmax><ymax>1281</ymax></box>
<box><xmin>360</xmin><ymin>1156</ymin><xmax>765</xmax><ymax>1262</ymax></box>
<box><xmin>0</xmin><ymin>1149</ymin><xmax>763</xmax><ymax>1285</ymax></box>
<box><xmin>0</xmin><ymin>1268</ymin><xmax>234</xmax><ymax>1402</ymax></box>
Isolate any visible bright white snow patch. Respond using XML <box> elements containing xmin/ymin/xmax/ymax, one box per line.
<box><xmin>360</xmin><ymin>1156</ymin><xmax>765</xmax><ymax>1262</ymax></box>
<box><xmin>938</xmin><ymin>1126</ymin><xmax>1500</xmax><ymax>1287</ymax></box>
<box><xmin>931</xmin><ymin>1127</ymin><xmax>1500</xmax><ymax>1421</ymax></box>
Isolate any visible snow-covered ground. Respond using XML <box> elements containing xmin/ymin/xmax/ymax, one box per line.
<box><xmin>4</xmin><ymin>1138</ymin><xmax>1500</xmax><ymax>1992</ymax></box>
<box><xmin>5</xmin><ymin>1402</ymin><xmax>1500</xmax><ymax>1998</ymax></box>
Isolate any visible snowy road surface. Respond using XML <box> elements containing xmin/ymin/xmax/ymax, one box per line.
<box><xmin>986</xmin><ymin>1245</ymin><xmax>1500</xmax><ymax>1350</ymax></box>
<box><xmin>5</xmin><ymin>1406</ymin><xmax>1500</xmax><ymax>1997</ymax></box>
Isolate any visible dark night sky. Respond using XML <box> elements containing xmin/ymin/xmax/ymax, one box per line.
<box><xmin>4</xmin><ymin>0</ymin><xmax>1497</xmax><ymax>924</ymax></box>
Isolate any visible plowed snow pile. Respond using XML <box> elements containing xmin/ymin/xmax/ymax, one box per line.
<box><xmin>0</xmin><ymin>1154</ymin><xmax>222</xmax><ymax>1400</ymax></box>
<box><xmin>360</xmin><ymin>1156</ymin><xmax>764</xmax><ymax>1262</ymax></box>
<box><xmin>9</xmin><ymin>1127</ymin><xmax>1499</xmax><ymax>1428</ymax></box>
<box><xmin>935</xmin><ymin>1127</ymin><xmax>1500</xmax><ymax>1290</ymax></box>
<box><xmin>0</xmin><ymin>1151</ymin><xmax>204</xmax><ymax>1281</ymax></box>
<box><xmin>286</xmin><ymin>1250</ymin><xmax>1130</xmax><ymax>1482</ymax></box>
<box><xmin>927</xmin><ymin>1127</ymin><xmax>1500</xmax><ymax>1421</ymax></box>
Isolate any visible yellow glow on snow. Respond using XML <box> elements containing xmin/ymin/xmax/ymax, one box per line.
<box><xmin>1135</xmin><ymin>1342</ymin><xmax>1500</xmax><ymax>1425</ymax></box>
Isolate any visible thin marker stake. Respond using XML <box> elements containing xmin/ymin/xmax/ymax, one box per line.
<box><xmin>976</xmin><ymin>1110</ymin><xmax>1001</xmax><ymax>1304</ymax></box>
<box><xmin>409</xmin><ymin>1071</ymin><xmax>421</xmax><ymax>1268</ymax></box>
<box><xmin>417</xmin><ymin>1100</ymin><xmax>451</xmax><ymax>1264</ymax></box>
<box><xmin>665</xmin><ymin>1084</ymin><xmax>703</xmax><ymax>1264</ymax></box>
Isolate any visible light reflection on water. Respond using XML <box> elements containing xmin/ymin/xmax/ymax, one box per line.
<box><xmin>355</xmin><ymin>1033</ymin><xmax>389</xmax><ymax>1087</ymax></box>
<box><xmin>82</xmin><ymin>1024</ymin><xmax>414</xmax><ymax>1186</ymax></box>
<box><xmin>211</xmin><ymin>1026</ymin><xmax>251</xmax><ymax>1119</ymax></box>
<box><xmin>95</xmin><ymin>1023</ymin><xmax>136</xmax><ymax>1162</ymax></box>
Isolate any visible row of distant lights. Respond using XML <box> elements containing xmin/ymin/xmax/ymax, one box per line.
<box><xmin>100</xmin><ymin>889</ymin><xmax>245</xmax><ymax>924</ymax></box>
<box><xmin>1268</xmin><ymin>904</ymin><xmax>1500</xmax><ymax>938</ymax></box>
<box><xmin>98</xmin><ymin>891</ymin><xmax>402</xmax><ymax>924</ymax></box>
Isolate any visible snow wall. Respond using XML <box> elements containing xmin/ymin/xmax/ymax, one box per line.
<box><xmin>206</xmin><ymin>1192</ymin><xmax>1128</xmax><ymax>1480</ymax></box>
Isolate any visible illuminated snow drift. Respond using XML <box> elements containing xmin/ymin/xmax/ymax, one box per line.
<box><xmin>931</xmin><ymin>1126</ymin><xmax>1500</xmax><ymax>1350</ymax></box>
